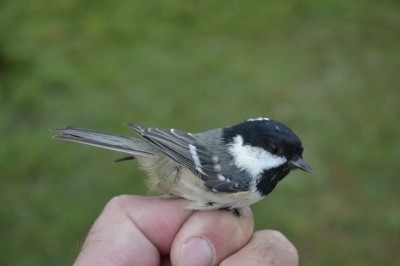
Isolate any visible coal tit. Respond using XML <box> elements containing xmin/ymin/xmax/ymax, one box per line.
<box><xmin>53</xmin><ymin>117</ymin><xmax>312</xmax><ymax>216</ymax></box>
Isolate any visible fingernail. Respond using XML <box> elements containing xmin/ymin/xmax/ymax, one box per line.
<box><xmin>180</xmin><ymin>237</ymin><xmax>214</xmax><ymax>266</ymax></box>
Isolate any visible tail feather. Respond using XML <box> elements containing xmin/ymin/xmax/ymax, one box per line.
<box><xmin>113</xmin><ymin>155</ymin><xmax>135</xmax><ymax>163</ymax></box>
<box><xmin>52</xmin><ymin>127</ymin><xmax>154</xmax><ymax>157</ymax></box>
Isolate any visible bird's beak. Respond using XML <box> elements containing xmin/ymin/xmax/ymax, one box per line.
<box><xmin>290</xmin><ymin>157</ymin><xmax>313</xmax><ymax>173</ymax></box>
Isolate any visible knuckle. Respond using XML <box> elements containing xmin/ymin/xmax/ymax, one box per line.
<box><xmin>103</xmin><ymin>194</ymin><xmax>134</xmax><ymax>213</ymax></box>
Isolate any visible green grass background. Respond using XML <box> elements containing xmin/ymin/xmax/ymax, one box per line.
<box><xmin>1</xmin><ymin>1</ymin><xmax>399</xmax><ymax>265</ymax></box>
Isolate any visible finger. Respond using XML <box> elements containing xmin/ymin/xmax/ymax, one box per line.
<box><xmin>74</xmin><ymin>195</ymin><xmax>193</xmax><ymax>266</ymax></box>
<box><xmin>220</xmin><ymin>230</ymin><xmax>299</xmax><ymax>266</ymax></box>
<box><xmin>170</xmin><ymin>208</ymin><xmax>254</xmax><ymax>266</ymax></box>
<box><xmin>120</xmin><ymin>196</ymin><xmax>193</xmax><ymax>254</ymax></box>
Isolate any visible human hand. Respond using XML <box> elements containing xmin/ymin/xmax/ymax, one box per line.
<box><xmin>74</xmin><ymin>195</ymin><xmax>298</xmax><ymax>266</ymax></box>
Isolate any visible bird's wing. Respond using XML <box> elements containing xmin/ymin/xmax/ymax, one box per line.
<box><xmin>125</xmin><ymin>123</ymin><xmax>247</xmax><ymax>192</ymax></box>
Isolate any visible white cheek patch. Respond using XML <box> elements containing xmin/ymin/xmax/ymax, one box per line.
<box><xmin>247</xmin><ymin>117</ymin><xmax>269</xmax><ymax>121</ymax></box>
<box><xmin>228</xmin><ymin>135</ymin><xmax>287</xmax><ymax>177</ymax></box>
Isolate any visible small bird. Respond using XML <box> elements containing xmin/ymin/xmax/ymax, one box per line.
<box><xmin>53</xmin><ymin>117</ymin><xmax>312</xmax><ymax>216</ymax></box>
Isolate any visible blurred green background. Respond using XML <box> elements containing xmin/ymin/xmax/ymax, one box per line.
<box><xmin>1</xmin><ymin>0</ymin><xmax>399</xmax><ymax>265</ymax></box>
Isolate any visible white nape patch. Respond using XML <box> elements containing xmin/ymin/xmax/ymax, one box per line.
<box><xmin>247</xmin><ymin>117</ymin><xmax>269</xmax><ymax>121</ymax></box>
<box><xmin>189</xmin><ymin>144</ymin><xmax>205</xmax><ymax>175</ymax></box>
<box><xmin>228</xmin><ymin>135</ymin><xmax>287</xmax><ymax>177</ymax></box>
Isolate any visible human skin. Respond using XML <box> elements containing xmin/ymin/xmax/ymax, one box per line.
<box><xmin>74</xmin><ymin>195</ymin><xmax>299</xmax><ymax>266</ymax></box>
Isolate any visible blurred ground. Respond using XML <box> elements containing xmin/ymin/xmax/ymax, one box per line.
<box><xmin>1</xmin><ymin>1</ymin><xmax>399</xmax><ymax>265</ymax></box>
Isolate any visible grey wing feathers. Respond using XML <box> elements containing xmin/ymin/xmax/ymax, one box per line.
<box><xmin>203</xmin><ymin>180</ymin><xmax>244</xmax><ymax>192</ymax></box>
<box><xmin>125</xmin><ymin>123</ymin><xmax>248</xmax><ymax>193</ymax></box>
<box><xmin>52</xmin><ymin>127</ymin><xmax>154</xmax><ymax>157</ymax></box>
<box><xmin>125</xmin><ymin>123</ymin><xmax>221</xmax><ymax>181</ymax></box>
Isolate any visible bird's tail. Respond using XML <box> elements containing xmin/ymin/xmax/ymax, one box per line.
<box><xmin>52</xmin><ymin>127</ymin><xmax>154</xmax><ymax>157</ymax></box>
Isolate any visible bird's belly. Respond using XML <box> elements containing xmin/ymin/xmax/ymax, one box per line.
<box><xmin>139</xmin><ymin>156</ymin><xmax>263</xmax><ymax>210</ymax></box>
<box><xmin>173</xmin><ymin>168</ymin><xmax>263</xmax><ymax>210</ymax></box>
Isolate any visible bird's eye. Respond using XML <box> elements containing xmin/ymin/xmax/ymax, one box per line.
<box><xmin>268</xmin><ymin>143</ymin><xmax>279</xmax><ymax>154</ymax></box>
